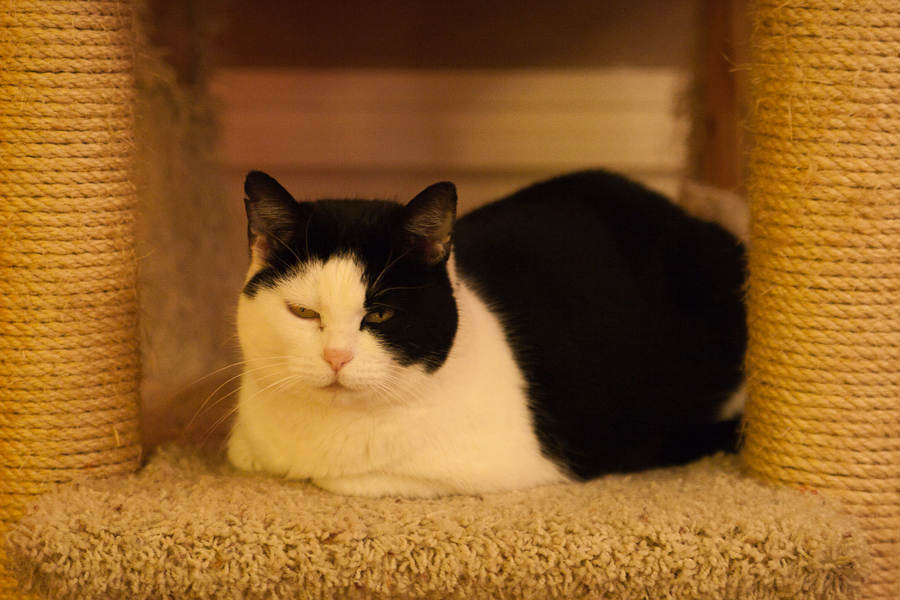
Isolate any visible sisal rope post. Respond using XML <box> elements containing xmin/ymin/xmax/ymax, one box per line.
<box><xmin>0</xmin><ymin>0</ymin><xmax>142</xmax><ymax>597</ymax></box>
<box><xmin>742</xmin><ymin>2</ymin><xmax>900</xmax><ymax>599</ymax></box>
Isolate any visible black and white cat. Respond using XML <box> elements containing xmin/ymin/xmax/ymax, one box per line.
<box><xmin>226</xmin><ymin>171</ymin><xmax>747</xmax><ymax>498</ymax></box>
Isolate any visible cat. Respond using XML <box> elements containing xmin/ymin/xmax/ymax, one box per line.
<box><xmin>226</xmin><ymin>170</ymin><xmax>747</xmax><ymax>498</ymax></box>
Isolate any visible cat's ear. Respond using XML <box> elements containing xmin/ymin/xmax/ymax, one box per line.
<box><xmin>243</xmin><ymin>171</ymin><xmax>306</xmax><ymax>264</ymax></box>
<box><xmin>397</xmin><ymin>182</ymin><xmax>457</xmax><ymax>265</ymax></box>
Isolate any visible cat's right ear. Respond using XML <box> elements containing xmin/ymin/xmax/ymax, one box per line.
<box><xmin>243</xmin><ymin>171</ymin><xmax>306</xmax><ymax>265</ymax></box>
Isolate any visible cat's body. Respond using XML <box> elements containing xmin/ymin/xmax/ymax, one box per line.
<box><xmin>227</xmin><ymin>171</ymin><xmax>747</xmax><ymax>498</ymax></box>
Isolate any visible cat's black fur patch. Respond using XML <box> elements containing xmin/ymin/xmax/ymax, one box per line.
<box><xmin>453</xmin><ymin>171</ymin><xmax>746</xmax><ymax>478</ymax></box>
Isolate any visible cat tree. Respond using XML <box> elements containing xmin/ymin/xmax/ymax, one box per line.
<box><xmin>741</xmin><ymin>2</ymin><xmax>900</xmax><ymax>596</ymax></box>
<box><xmin>0</xmin><ymin>1</ymin><xmax>896</xmax><ymax>599</ymax></box>
<box><xmin>0</xmin><ymin>0</ymin><xmax>142</xmax><ymax>597</ymax></box>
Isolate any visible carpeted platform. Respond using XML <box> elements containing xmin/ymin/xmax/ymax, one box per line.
<box><xmin>6</xmin><ymin>445</ymin><xmax>869</xmax><ymax>600</ymax></box>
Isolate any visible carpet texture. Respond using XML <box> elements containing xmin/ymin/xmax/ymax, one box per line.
<box><xmin>6</xmin><ymin>444</ymin><xmax>869</xmax><ymax>600</ymax></box>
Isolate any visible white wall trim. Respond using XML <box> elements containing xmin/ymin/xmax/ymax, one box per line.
<box><xmin>211</xmin><ymin>67</ymin><xmax>691</xmax><ymax>179</ymax></box>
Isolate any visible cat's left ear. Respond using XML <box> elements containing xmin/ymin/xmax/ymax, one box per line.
<box><xmin>397</xmin><ymin>182</ymin><xmax>457</xmax><ymax>265</ymax></box>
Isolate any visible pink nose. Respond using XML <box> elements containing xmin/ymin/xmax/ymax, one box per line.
<box><xmin>324</xmin><ymin>347</ymin><xmax>353</xmax><ymax>372</ymax></box>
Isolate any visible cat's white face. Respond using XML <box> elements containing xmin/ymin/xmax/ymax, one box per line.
<box><xmin>238</xmin><ymin>254</ymin><xmax>427</xmax><ymax>407</ymax></box>
<box><xmin>234</xmin><ymin>173</ymin><xmax>460</xmax><ymax>413</ymax></box>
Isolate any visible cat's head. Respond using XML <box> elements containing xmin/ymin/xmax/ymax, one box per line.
<box><xmin>237</xmin><ymin>171</ymin><xmax>459</xmax><ymax>405</ymax></box>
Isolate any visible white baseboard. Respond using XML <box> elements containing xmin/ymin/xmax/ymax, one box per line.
<box><xmin>211</xmin><ymin>67</ymin><xmax>691</xmax><ymax>206</ymax></box>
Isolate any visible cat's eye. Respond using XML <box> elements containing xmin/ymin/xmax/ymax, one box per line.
<box><xmin>363</xmin><ymin>308</ymin><xmax>395</xmax><ymax>324</ymax></box>
<box><xmin>288</xmin><ymin>305</ymin><xmax>320</xmax><ymax>320</ymax></box>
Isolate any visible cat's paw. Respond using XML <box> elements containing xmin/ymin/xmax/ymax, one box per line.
<box><xmin>226</xmin><ymin>432</ymin><xmax>260</xmax><ymax>473</ymax></box>
<box><xmin>314</xmin><ymin>473</ymin><xmax>450</xmax><ymax>499</ymax></box>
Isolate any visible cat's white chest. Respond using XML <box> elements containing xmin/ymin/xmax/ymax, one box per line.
<box><xmin>229</xmin><ymin>386</ymin><xmax>412</xmax><ymax>479</ymax></box>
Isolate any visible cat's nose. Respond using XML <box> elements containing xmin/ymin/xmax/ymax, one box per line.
<box><xmin>324</xmin><ymin>347</ymin><xmax>354</xmax><ymax>372</ymax></box>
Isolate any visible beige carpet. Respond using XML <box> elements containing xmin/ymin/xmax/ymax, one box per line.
<box><xmin>6</xmin><ymin>445</ymin><xmax>869</xmax><ymax>600</ymax></box>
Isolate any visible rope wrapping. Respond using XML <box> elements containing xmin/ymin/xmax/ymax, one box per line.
<box><xmin>0</xmin><ymin>0</ymin><xmax>896</xmax><ymax>598</ymax></box>
<box><xmin>743</xmin><ymin>1</ymin><xmax>900</xmax><ymax>598</ymax></box>
<box><xmin>0</xmin><ymin>0</ymin><xmax>141</xmax><ymax>597</ymax></box>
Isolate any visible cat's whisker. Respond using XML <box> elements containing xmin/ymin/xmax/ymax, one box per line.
<box><xmin>216</xmin><ymin>332</ymin><xmax>241</xmax><ymax>352</ymax></box>
<box><xmin>245</xmin><ymin>375</ymin><xmax>298</xmax><ymax>406</ymax></box>
<box><xmin>367</xmin><ymin>248</ymin><xmax>394</xmax><ymax>293</ymax></box>
<box><xmin>369</xmin><ymin>284</ymin><xmax>429</xmax><ymax>299</ymax></box>
<box><xmin>369</xmin><ymin>369</ymin><xmax>427</xmax><ymax>408</ymax></box>
<box><xmin>182</xmin><ymin>360</ymin><xmax>293</xmax><ymax>443</ymax></box>
<box><xmin>367</xmin><ymin>375</ymin><xmax>412</xmax><ymax>407</ymax></box>
<box><xmin>267</xmin><ymin>227</ymin><xmax>305</xmax><ymax>267</ymax></box>
<box><xmin>303</xmin><ymin>208</ymin><xmax>313</xmax><ymax>261</ymax></box>
<box><xmin>369</xmin><ymin>244</ymin><xmax>416</xmax><ymax>294</ymax></box>
<box><xmin>170</xmin><ymin>362</ymin><xmax>243</xmax><ymax>401</ymax></box>
<box><xmin>202</xmin><ymin>403</ymin><xmax>242</xmax><ymax>451</ymax></box>
<box><xmin>177</xmin><ymin>355</ymin><xmax>295</xmax><ymax>394</ymax></box>
<box><xmin>385</xmin><ymin>365</ymin><xmax>428</xmax><ymax>391</ymax></box>
<box><xmin>173</xmin><ymin>356</ymin><xmax>293</xmax><ymax>442</ymax></box>
<box><xmin>184</xmin><ymin>357</ymin><xmax>291</xmax><ymax>403</ymax></box>
<box><xmin>369</xmin><ymin>386</ymin><xmax>402</xmax><ymax>409</ymax></box>
<box><xmin>202</xmin><ymin>369</ymin><xmax>306</xmax><ymax>448</ymax></box>
<box><xmin>191</xmin><ymin>357</ymin><xmax>291</xmax><ymax>401</ymax></box>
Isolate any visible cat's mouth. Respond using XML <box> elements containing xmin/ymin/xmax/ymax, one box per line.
<box><xmin>319</xmin><ymin>379</ymin><xmax>368</xmax><ymax>404</ymax></box>
<box><xmin>321</xmin><ymin>379</ymin><xmax>351</xmax><ymax>392</ymax></box>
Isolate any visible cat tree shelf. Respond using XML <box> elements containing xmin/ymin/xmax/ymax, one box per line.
<box><xmin>6</xmin><ymin>446</ymin><xmax>868</xmax><ymax>600</ymax></box>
